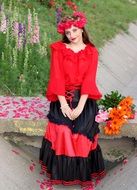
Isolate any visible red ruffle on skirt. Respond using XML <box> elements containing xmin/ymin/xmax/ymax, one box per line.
<box><xmin>44</xmin><ymin>121</ymin><xmax>98</xmax><ymax>157</ymax></box>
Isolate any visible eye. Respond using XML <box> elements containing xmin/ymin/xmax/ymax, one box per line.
<box><xmin>73</xmin><ymin>28</ymin><xmax>77</xmax><ymax>32</ymax></box>
<box><xmin>65</xmin><ymin>31</ymin><xmax>70</xmax><ymax>35</ymax></box>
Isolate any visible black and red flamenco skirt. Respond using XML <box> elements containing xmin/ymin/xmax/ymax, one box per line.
<box><xmin>39</xmin><ymin>90</ymin><xmax>106</xmax><ymax>186</ymax></box>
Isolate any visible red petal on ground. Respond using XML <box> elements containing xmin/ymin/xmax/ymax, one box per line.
<box><xmin>42</xmin><ymin>179</ymin><xmax>52</xmax><ymax>186</ymax></box>
<box><xmin>39</xmin><ymin>170</ymin><xmax>45</xmax><ymax>175</ymax></box>
<box><xmin>82</xmin><ymin>185</ymin><xmax>95</xmax><ymax>190</ymax></box>
<box><xmin>11</xmin><ymin>149</ymin><xmax>20</xmax><ymax>155</ymax></box>
<box><xmin>29</xmin><ymin>165</ymin><xmax>34</xmax><ymax>172</ymax></box>
<box><xmin>40</xmin><ymin>184</ymin><xmax>45</xmax><ymax>189</ymax></box>
<box><xmin>95</xmin><ymin>179</ymin><xmax>101</xmax><ymax>186</ymax></box>
<box><xmin>123</xmin><ymin>159</ymin><xmax>128</xmax><ymax>165</ymax></box>
<box><xmin>32</xmin><ymin>163</ymin><xmax>36</xmax><ymax>166</ymax></box>
<box><xmin>36</xmin><ymin>179</ymin><xmax>41</xmax><ymax>184</ymax></box>
<box><xmin>47</xmin><ymin>187</ymin><xmax>53</xmax><ymax>190</ymax></box>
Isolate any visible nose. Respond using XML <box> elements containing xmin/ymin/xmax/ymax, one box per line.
<box><xmin>70</xmin><ymin>32</ymin><xmax>74</xmax><ymax>39</ymax></box>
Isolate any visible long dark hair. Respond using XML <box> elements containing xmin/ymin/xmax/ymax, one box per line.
<box><xmin>62</xmin><ymin>27</ymin><xmax>93</xmax><ymax>45</ymax></box>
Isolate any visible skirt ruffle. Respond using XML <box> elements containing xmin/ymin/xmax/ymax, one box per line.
<box><xmin>39</xmin><ymin>138</ymin><xmax>105</xmax><ymax>186</ymax></box>
<box><xmin>45</xmin><ymin>121</ymin><xmax>99</xmax><ymax>157</ymax></box>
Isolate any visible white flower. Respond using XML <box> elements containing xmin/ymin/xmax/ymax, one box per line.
<box><xmin>108</xmin><ymin>107</ymin><xmax>112</xmax><ymax>112</ymax></box>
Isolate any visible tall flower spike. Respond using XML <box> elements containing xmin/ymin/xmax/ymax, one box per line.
<box><xmin>55</xmin><ymin>7</ymin><xmax>62</xmax><ymax>25</ymax></box>
<box><xmin>28</xmin><ymin>9</ymin><xmax>32</xmax><ymax>33</ymax></box>
<box><xmin>0</xmin><ymin>11</ymin><xmax>7</xmax><ymax>33</ymax></box>
<box><xmin>30</xmin><ymin>15</ymin><xmax>40</xmax><ymax>44</ymax></box>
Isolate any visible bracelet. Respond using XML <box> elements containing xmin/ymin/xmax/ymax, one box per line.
<box><xmin>60</xmin><ymin>103</ymin><xmax>69</xmax><ymax>110</ymax></box>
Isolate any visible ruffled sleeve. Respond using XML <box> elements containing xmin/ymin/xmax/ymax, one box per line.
<box><xmin>46</xmin><ymin>42</ymin><xmax>65</xmax><ymax>101</ymax></box>
<box><xmin>81</xmin><ymin>46</ymin><xmax>102</xmax><ymax>100</ymax></box>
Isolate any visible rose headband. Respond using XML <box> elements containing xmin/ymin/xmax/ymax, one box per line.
<box><xmin>57</xmin><ymin>12</ymin><xmax>87</xmax><ymax>34</ymax></box>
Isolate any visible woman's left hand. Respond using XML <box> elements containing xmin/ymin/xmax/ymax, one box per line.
<box><xmin>71</xmin><ymin>105</ymin><xmax>84</xmax><ymax>120</ymax></box>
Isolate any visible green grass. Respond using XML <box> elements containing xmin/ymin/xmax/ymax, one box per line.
<box><xmin>2</xmin><ymin>0</ymin><xmax>137</xmax><ymax>47</ymax></box>
<box><xmin>0</xmin><ymin>0</ymin><xmax>137</xmax><ymax>96</ymax></box>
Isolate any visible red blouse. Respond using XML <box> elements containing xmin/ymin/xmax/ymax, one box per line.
<box><xmin>46</xmin><ymin>41</ymin><xmax>102</xmax><ymax>101</ymax></box>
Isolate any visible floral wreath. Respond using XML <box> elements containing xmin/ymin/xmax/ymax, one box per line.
<box><xmin>57</xmin><ymin>11</ymin><xmax>87</xmax><ymax>34</ymax></box>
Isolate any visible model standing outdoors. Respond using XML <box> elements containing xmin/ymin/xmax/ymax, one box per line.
<box><xmin>39</xmin><ymin>11</ymin><xmax>106</xmax><ymax>188</ymax></box>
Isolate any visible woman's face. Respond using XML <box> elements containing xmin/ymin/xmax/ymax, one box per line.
<box><xmin>65</xmin><ymin>25</ymin><xmax>83</xmax><ymax>44</ymax></box>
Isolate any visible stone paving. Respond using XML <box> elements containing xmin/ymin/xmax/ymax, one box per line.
<box><xmin>1</xmin><ymin>135</ymin><xmax>137</xmax><ymax>190</ymax></box>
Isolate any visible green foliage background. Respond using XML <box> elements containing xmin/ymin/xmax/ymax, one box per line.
<box><xmin>0</xmin><ymin>0</ymin><xmax>137</xmax><ymax>96</ymax></box>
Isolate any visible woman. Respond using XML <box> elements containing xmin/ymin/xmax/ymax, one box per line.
<box><xmin>39</xmin><ymin>11</ymin><xmax>105</xmax><ymax>188</ymax></box>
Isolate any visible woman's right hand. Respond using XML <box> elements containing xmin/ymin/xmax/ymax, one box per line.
<box><xmin>60</xmin><ymin>104</ymin><xmax>73</xmax><ymax>120</ymax></box>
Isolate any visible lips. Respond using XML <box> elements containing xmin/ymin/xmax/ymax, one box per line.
<box><xmin>71</xmin><ymin>37</ymin><xmax>76</xmax><ymax>41</ymax></box>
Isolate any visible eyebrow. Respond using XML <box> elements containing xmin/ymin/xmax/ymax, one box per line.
<box><xmin>65</xmin><ymin>28</ymin><xmax>77</xmax><ymax>32</ymax></box>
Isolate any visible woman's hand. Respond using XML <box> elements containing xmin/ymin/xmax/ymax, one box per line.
<box><xmin>71</xmin><ymin>94</ymin><xmax>88</xmax><ymax>120</ymax></box>
<box><xmin>71</xmin><ymin>105</ymin><xmax>84</xmax><ymax>120</ymax></box>
<box><xmin>58</xmin><ymin>94</ymin><xmax>88</xmax><ymax>120</ymax></box>
<box><xmin>60</xmin><ymin>104</ymin><xmax>73</xmax><ymax>120</ymax></box>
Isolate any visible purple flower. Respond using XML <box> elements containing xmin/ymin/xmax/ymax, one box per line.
<box><xmin>56</xmin><ymin>7</ymin><xmax>62</xmax><ymax>25</ymax></box>
<box><xmin>17</xmin><ymin>23</ymin><xmax>26</xmax><ymax>49</ymax></box>
<box><xmin>18</xmin><ymin>23</ymin><xmax>23</xmax><ymax>35</ymax></box>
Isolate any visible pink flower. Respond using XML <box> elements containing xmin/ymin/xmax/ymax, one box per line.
<box><xmin>28</xmin><ymin>11</ymin><xmax>32</xmax><ymax>33</ymax></box>
<box><xmin>0</xmin><ymin>12</ymin><xmax>7</xmax><ymax>33</ymax></box>
<box><xmin>30</xmin><ymin>15</ymin><xmax>40</xmax><ymax>44</ymax></box>
<box><xmin>95</xmin><ymin>110</ymin><xmax>108</xmax><ymax>123</ymax></box>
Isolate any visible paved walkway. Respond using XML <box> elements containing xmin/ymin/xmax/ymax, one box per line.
<box><xmin>1</xmin><ymin>136</ymin><xmax>137</xmax><ymax>190</ymax></box>
<box><xmin>98</xmin><ymin>21</ymin><xmax>137</xmax><ymax>107</ymax></box>
<box><xmin>0</xmin><ymin>136</ymin><xmax>43</xmax><ymax>190</ymax></box>
<box><xmin>96</xmin><ymin>152</ymin><xmax>137</xmax><ymax>190</ymax></box>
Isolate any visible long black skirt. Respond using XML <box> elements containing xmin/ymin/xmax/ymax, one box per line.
<box><xmin>39</xmin><ymin>89</ymin><xmax>105</xmax><ymax>186</ymax></box>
